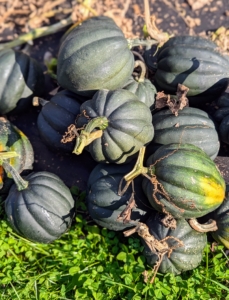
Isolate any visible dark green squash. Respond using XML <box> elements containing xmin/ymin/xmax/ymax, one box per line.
<box><xmin>211</xmin><ymin>185</ymin><xmax>229</xmax><ymax>249</ymax></box>
<box><xmin>214</xmin><ymin>92</ymin><xmax>229</xmax><ymax>123</ymax></box>
<box><xmin>3</xmin><ymin>162</ymin><xmax>75</xmax><ymax>243</ymax></box>
<box><xmin>217</xmin><ymin>92</ymin><xmax>229</xmax><ymax>107</ymax></box>
<box><xmin>142</xmin><ymin>213</ymin><xmax>207</xmax><ymax>275</ymax></box>
<box><xmin>86</xmin><ymin>163</ymin><xmax>153</xmax><ymax>231</ymax></box>
<box><xmin>122</xmin><ymin>60</ymin><xmax>156</xmax><ymax>110</ymax></box>
<box><xmin>0</xmin><ymin>117</ymin><xmax>34</xmax><ymax>193</ymax></box>
<box><xmin>37</xmin><ymin>90</ymin><xmax>83</xmax><ymax>152</ymax></box>
<box><xmin>0</xmin><ymin>49</ymin><xmax>45</xmax><ymax>114</ymax></box>
<box><xmin>151</xmin><ymin>107</ymin><xmax>219</xmax><ymax>159</ymax></box>
<box><xmin>72</xmin><ymin>89</ymin><xmax>154</xmax><ymax>164</ymax></box>
<box><xmin>142</xmin><ymin>143</ymin><xmax>225</xmax><ymax>219</ymax></box>
<box><xmin>153</xmin><ymin>36</ymin><xmax>229</xmax><ymax>107</ymax></box>
<box><xmin>57</xmin><ymin>16</ymin><xmax>134</xmax><ymax>96</ymax></box>
<box><xmin>219</xmin><ymin>114</ymin><xmax>229</xmax><ymax>144</ymax></box>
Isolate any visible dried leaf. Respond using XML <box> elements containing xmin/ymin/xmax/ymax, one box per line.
<box><xmin>155</xmin><ymin>84</ymin><xmax>189</xmax><ymax>116</ymax></box>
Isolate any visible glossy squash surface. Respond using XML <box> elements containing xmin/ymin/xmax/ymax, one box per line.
<box><xmin>5</xmin><ymin>171</ymin><xmax>75</xmax><ymax>243</ymax></box>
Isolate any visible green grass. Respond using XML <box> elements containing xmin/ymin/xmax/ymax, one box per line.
<box><xmin>1</xmin><ymin>188</ymin><xmax>229</xmax><ymax>300</ymax></box>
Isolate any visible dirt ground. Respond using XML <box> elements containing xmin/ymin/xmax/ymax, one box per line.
<box><xmin>1</xmin><ymin>0</ymin><xmax>229</xmax><ymax>189</ymax></box>
<box><xmin>1</xmin><ymin>0</ymin><xmax>229</xmax><ymax>39</ymax></box>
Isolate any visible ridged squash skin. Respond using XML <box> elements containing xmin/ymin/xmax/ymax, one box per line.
<box><xmin>122</xmin><ymin>76</ymin><xmax>156</xmax><ymax>109</ymax></box>
<box><xmin>0</xmin><ymin>49</ymin><xmax>45</xmax><ymax>114</ymax></box>
<box><xmin>37</xmin><ymin>90</ymin><xmax>82</xmax><ymax>152</ymax></box>
<box><xmin>151</xmin><ymin>107</ymin><xmax>219</xmax><ymax>159</ymax></box>
<box><xmin>142</xmin><ymin>143</ymin><xmax>225</xmax><ymax>219</ymax></box>
<box><xmin>86</xmin><ymin>163</ymin><xmax>153</xmax><ymax>231</ymax></box>
<box><xmin>153</xmin><ymin>36</ymin><xmax>229</xmax><ymax>107</ymax></box>
<box><xmin>0</xmin><ymin>117</ymin><xmax>34</xmax><ymax>193</ymax></box>
<box><xmin>142</xmin><ymin>213</ymin><xmax>207</xmax><ymax>275</ymax></box>
<box><xmin>212</xmin><ymin>185</ymin><xmax>229</xmax><ymax>249</ymax></box>
<box><xmin>57</xmin><ymin>16</ymin><xmax>134</xmax><ymax>96</ymax></box>
<box><xmin>76</xmin><ymin>89</ymin><xmax>154</xmax><ymax>164</ymax></box>
<box><xmin>5</xmin><ymin>171</ymin><xmax>75</xmax><ymax>243</ymax></box>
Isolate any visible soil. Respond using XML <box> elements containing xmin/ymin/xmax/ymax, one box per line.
<box><xmin>1</xmin><ymin>0</ymin><xmax>229</xmax><ymax>190</ymax></box>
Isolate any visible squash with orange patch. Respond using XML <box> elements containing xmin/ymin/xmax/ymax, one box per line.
<box><xmin>142</xmin><ymin>143</ymin><xmax>225</xmax><ymax>218</ymax></box>
<box><xmin>0</xmin><ymin>117</ymin><xmax>34</xmax><ymax>193</ymax></box>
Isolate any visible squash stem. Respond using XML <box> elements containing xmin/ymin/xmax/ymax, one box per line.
<box><xmin>73</xmin><ymin>116</ymin><xmax>109</xmax><ymax>155</ymax></box>
<box><xmin>124</xmin><ymin>147</ymin><xmax>149</xmax><ymax>182</ymax></box>
<box><xmin>2</xmin><ymin>161</ymin><xmax>28</xmax><ymax>191</ymax></box>
<box><xmin>188</xmin><ymin>218</ymin><xmax>218</xmax><ymax>232</ymax></box>
<box><xmin>134</xmin><ymin>60</ymin><xmax>147</xmax><ymax>82</ymax></box>
<box><xmin>0</xmin><ymin>154</ymin><xmax>29</xmax><ymax>191</ymax></box>
<box><xmin>0</xmin><ymin>151</ymin><xmax>19</xmax><ymax>160</ymax></box>
<box><xmin>32</xmin><ymin>97</ymin><xmax>49</xmax><ymax>107</ymax></box>
<box><xmin>127</xmin><ymin>38</ymin><xmax>159</xmax><ymax>49</ymax></box>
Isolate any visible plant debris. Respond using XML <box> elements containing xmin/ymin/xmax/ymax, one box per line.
<box><xmin>155</xmin><ymin>84</ymin><xmax>189</xmax><ymax>116</ymax></box>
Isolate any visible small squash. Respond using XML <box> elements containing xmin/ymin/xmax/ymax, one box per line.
<box><xmin>0</xmin><ymin>49</ymin><xmax>45</xmax><ymax>114</ymax></box>
<box><xmin>57</xmin><ymin>16</ymin><xmax>134</xmax><ymax>96</ymax></box>
<box><xmin>122</xmin><ymin>60</ymin><xmax>156</xmax><ymax>110</ymax></box>
<box><xmin>151</xmin><ymin>107</ymin><xmax>219</xmax><ymax>159</ymax></box>
<box><xmin>37</xmin><ymin>90</ymin><xmax>82</xmax><ymax>152</ymax></box>
<box><xmin>70</xmin><ymin>89</ymin><xmax>154</xmax><ymax>164</ymax></box>
<box><xmin>3</xmin><ymin>159</ymin><xmax>75</xmax><ymax>243</ymax></box>
<box><xmin>86</xmin><ymin>163</ymin><xmax>153</xmax><ymax>231</ymax></box>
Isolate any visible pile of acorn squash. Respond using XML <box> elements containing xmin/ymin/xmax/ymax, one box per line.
<box><xmin>1</xmin><ymin>15</ymin><xmax>229</xmax><ymax>282</ymax></box>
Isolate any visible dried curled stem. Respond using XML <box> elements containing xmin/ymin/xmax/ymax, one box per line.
<box><xmin>188</xmin><ymin>218</ymin><xmax>218</xmax><ymax>232</ymax></box>
<box><xmin>123</xmin><ymin>222</ymin><xmax>183</xmax><ymax>283</ymax></box>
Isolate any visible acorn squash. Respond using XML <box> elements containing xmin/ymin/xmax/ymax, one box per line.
<box><xmin>57</xmin><ymin>16</ymin><xmax>134</xmax><ymax>96</ymax></box>
<box><xmin>151</xmin><ymin>107</ymin><xmax>219</xmax><ymax>159</ymax></box>
<box><xmin>37</xmin><ymin>90</ymin><xmax>82</xmax><ymax>152</ymax></box>
<box><xmin>0</xmin><ymin>49</ymin><xmax>45</xmax><ymax>114</ymax></box>
<box><xmin>86</xmin><ymin>163</ymin><xmax>153</xmax><ymax>231</ymax></box>
<box><xmin>4</xmin><ymin>166</ymin><xmax>75</xmax><ymax>244</ymax></box>
<box><xmin>142</xmin><ymin>143</ymin><xmax>225</xmax><ymax>219</ymax></box>
<box><xmin>153</xmin><ymin>36</ymin><xmax>229</xmax><ymax>107</ymax></box>
<box><xmin>141</xmin><ymin>213</ymin><xmax>207</xmax><ymax>275</ymax></box>
<box><xmin>71</xmin><ymin>89</ymin><xmax>154</xmax><ymax>164</ymax></box>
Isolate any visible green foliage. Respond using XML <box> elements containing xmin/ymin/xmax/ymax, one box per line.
<box><xmin>0</xmin><ymin>188</ymin><xmax>229</xmax><ymax>300</ymax></box>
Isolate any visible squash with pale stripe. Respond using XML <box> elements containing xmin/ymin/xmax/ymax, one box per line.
<box><xmin>142</xmin><ymin>143</ymin><xmax>225</xmax><ymax>218</ymax></box>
